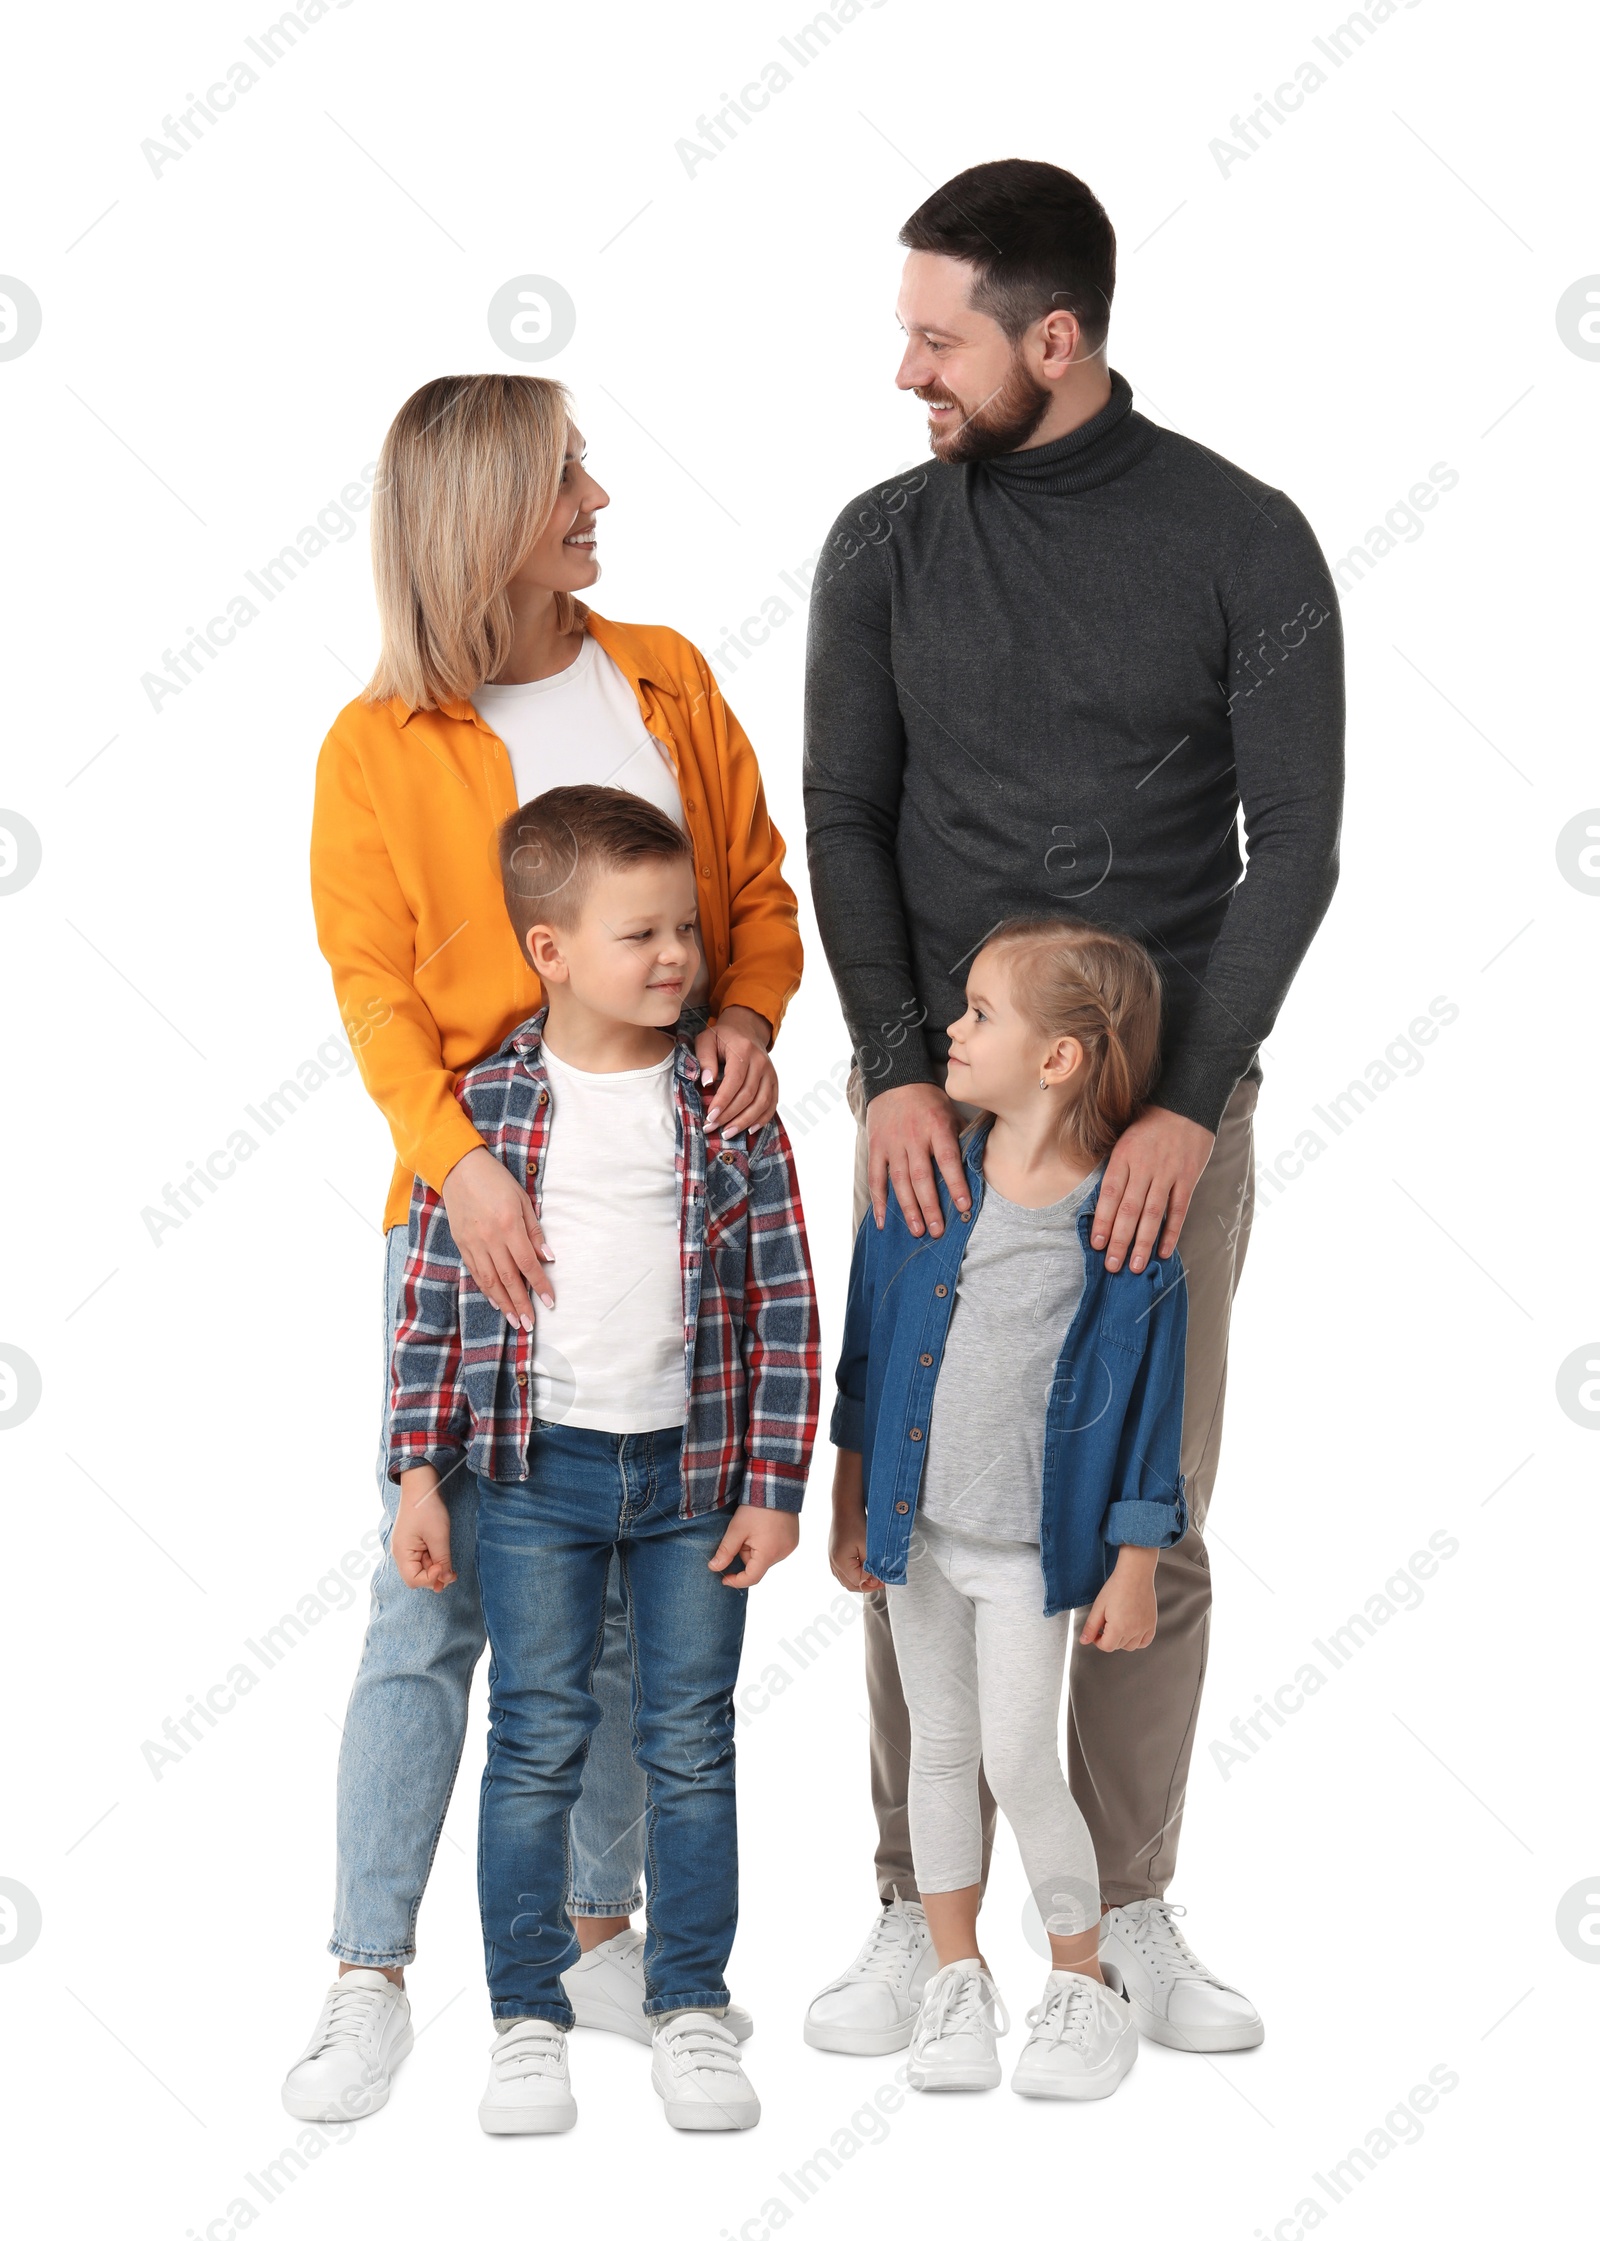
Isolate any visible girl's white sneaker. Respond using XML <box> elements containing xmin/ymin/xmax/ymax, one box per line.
<box><xmin>651</xmin><ymin>2011</ymin><xmax>761</xmax><ymax>2130</ymax></box>
<box><xmin>906</xmin><ymin>1958</ymin><xmax>1009</xmax><ymax>2092</ymax></box>
<box><xmin>478</xmin><ymin>2019</ymin><xmax>577</xmax><ymax>2134</ymax></box>
<box><xmin>1011</xmin><ymin>1970</ymin><xmax>1139</xmax><ymax>2100</ymax></box>
<box><xmin>281</xmin><ymin>1969</ymin><xmax>413</xmax><ymax>2122</ymax></box>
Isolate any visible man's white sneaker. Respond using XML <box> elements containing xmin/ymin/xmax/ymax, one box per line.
<box><xmin>1101</xmin><ymin>1900</ymin><xmax>1264</xmax><ymax>2052</ymax></box>
<box><xmin>651</xmin><ymin>2012</ymin><xmax>761</xmax><ymax>2131</ymax></box>
<box><xmin>479</xmin><ymin>2019</ymin><xmax>577</xmax><ymax>2135</ymax></box>
<box><xmin>560</xmin><ymin>1928</ymin><xmax>753</xmax><ymax>2046</ymax></box>
<box><xmin>906</xmin><ymin>1958</ymin><xmax>1009</xmax><ymax>2092</ymax></box>
<box><xmin>804</xmin><ymin>1897</ymin><xmax>937</xmax><ymax>2054</ymax></box>
<box><xmin>281</xmin><ymin>1969</ymin><xmax>413</xmax><ymax>2122</ymax></box>
<box><xmin>1011</xmin><ymin>1970</ymin><xmax>1139</xmax><ymax>2100</ymax></box>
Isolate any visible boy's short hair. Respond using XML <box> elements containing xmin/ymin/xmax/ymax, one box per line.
<box><xmin>497</xmin><ymin>784</ymin><xmax>694</xmax><ymax>952</ymax></box>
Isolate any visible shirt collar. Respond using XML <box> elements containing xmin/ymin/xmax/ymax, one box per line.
<box><xmin>389</xmin><ymin>607</ymin><xmax>678</xmax><ymax>730</ymax></box>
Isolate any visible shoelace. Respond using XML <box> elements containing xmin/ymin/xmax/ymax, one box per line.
<box><xmin>830</xmin><ymin>1900</ymin><xmax>921</xmax><ymax>1991</ymax></box>
<box><xmin>306</xmin><ymin>1980</ymin><xmax>390</xmax><ymax>2057</ymax></box>
<box><xmin>1024</xmin><ymin>1976</ymin><xmax>1100</xmax><ymax>2049</ymax></box>
<box><xmin>1122</xmin><ymin>1900</ymin><xmax>1214</xmax><ymax>1983</ymax></box>
<box><xmin>656</xmin><ymin>2016</ymin><xmax>743</xmax><ymax>2076</ymax></box>
<box><xmin>493</xmin><ymin>2024</ymin><xmax>566</xmax><ymax>2081</ymax></box>
<box><xmin>916</xmin><ymin>1968</ymin><xmax>1010</xmax><ymax>2048</ymax></box>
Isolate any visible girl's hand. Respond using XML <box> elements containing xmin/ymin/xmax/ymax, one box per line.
<box><xmin>708</xmin><ymin>1504</ymin><xmax>799</xmax><ymax>1588</ymax></box>
<box><xmin>441</xmin><ymin>1146</ymin><xmax>554</xmax><ymax>1329</ymax></box>
<box><xmin>1080</xmin><ymin>1545</ymin><xmax>1159</xmax><ymax>1651</ymax></box>
<box><xmin>695</xmin><ymin>1006</ymin><xmax>777</xmax><ymax>1136</ymax></box>
<box><xmin>828</xmin><ymin>1451</ymin><xmax>884</xmax><ymax>1592</ymax></box>
<box><xmin>394</xmin><ymin>1468</ymin><xmax>456</xmax><ymax>1592</ymax></box>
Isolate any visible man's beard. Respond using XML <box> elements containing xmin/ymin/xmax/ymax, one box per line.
<box><xmin>922</xmin><ymin>351</ymin><xmax>1053</xmax><ymax>464</ymax></box>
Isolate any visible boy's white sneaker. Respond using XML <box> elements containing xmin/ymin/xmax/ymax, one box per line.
<box><xmin>1100</xmin><ymin>1900</ymin><xmax>1264</xmax><ymax>2051</ymax></box>
<box><xmin>651</xmin><ymin>2011</ymin><xmax>761</xmax><ymax>2131</ymax></box>
<box><xmin>906</xmin><ymin>1957</ymin><xmax>1009</xmax><ymax>2092</ymax></box>
<box><xmin>281</xmin><ymin>1969</ymin><xmax>413</xmax><ymax>2122</ymax></box>
<box><xmin>560</xmin><ymin>1928</ymin><xmax>753</xmax><ymax>2046</ymax></box>
<box><xmin>804</xmin><ymin>1896</ymin><xmax>937</xmax><ymax>2054</ymax></box>
<box><xmin>1011</xmin><ymin>1969</ymin><xmax>1139</xmax><ymax>2100</ymax></box>
<box><xmin>479</xmin><ymin>2019</ymin><xmax>577</xmax><ymax>2135</ymax></box>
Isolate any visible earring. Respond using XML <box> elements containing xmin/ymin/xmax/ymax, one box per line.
<box><xmin>1039</xmin><ymin>1076</ymin><xmax>1048</xmax><ymax>1090</ymax></box>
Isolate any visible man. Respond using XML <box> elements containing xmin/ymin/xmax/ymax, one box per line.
<box><xmin>801</xmin><ymin>158</ymin><xmax>1344</xmax><ymax>2056</ymax></box>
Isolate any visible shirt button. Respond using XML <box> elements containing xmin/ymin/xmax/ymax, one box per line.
<box><xmin>537</xmin><ymin>1089</ymin><xmax>549</xmax><ymax>1106</ymax></box>
<box><xmin>719</xmin><ymin>1151</ymin><xmax>735</xmax><ymax>1164</ymax></box>
<box><xmin>895</xmin><ymin>1500</ymin><xmax>910</xmax><ymax>1514</ymax></box>
<box><xmin>908</xmin><ymin>1427</ymin><xmax>923</xmax><ymax>1442</ymax></box>
<box><xmin>515</xmin><ymin>1372</ymin><xmax>528</xmax><ymax>1387</ymax></box>
<box><xmin>919</xmin><ymin>1353</ymin><xmax>933</xmax><ymax>1366</ymax></box>
<box><xmin>959</xmin><ymin>1208</ymin><xmax>970</xmax><ymax>1221</ymax></box>
<box><xmin>934</xmin><ymin>1284</ymin><xmax>948</xmax><ymax>1298</ymax></box>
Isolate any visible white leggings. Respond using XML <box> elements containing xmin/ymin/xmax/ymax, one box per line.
<box><xmin>887</xmin><ymin>1518</ymin><xmax>1100</xmax><ymax>1937</ymax></box>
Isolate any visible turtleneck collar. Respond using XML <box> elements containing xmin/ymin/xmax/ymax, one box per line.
<box><xmin>969</xmin><ymin>368</ymin><xmax>1155</xmax><ymax>496</ymax></box>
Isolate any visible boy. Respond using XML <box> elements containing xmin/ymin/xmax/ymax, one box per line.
<box><xmin>386</xmin><ymin>785</ymin><xmax>819</xmax><ymax>2135</ymax></box>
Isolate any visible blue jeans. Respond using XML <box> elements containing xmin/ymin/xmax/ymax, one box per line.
<box><xmin>328</xmin><ymin>1226</ymin><xmax>648</xmax><ymax>1966</ymax></box>
<box><xmin>476</xmin><ymin>1422</ymin><xmax>746</xmax><ymax>2023</ymax></box>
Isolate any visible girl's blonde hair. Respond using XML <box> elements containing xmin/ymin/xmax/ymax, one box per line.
<box><xmin>978</xmin><ymin>917</ymin><xmax>1164</xmax><ymax>1161</ymax></box>
<box><xmin>365</xmin><ymin>373</ymin><xmax>580</xmax><ymax>712</ymax></box>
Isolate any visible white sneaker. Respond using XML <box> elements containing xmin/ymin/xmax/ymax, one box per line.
<box><xmin>651</xmin><ymin>2011</ymin><xmax>761</xmax><ymax>2131</ymax></box>
<box><xmin>1101</xmin><ymin>1900</ymin><xmax>1264</xmax><ymax>2052</ymax></box>
<box><xmin>804</xmin><ymin>1897</ymin><xmax>937</xmax><ymax>2055</ymax></box>
<box><xmin>1011</xmin><ymin>1969</ymin><xmax>1139</xmax><ymax>2100</ymax></box>
<box><xmin>560</xmin><ymin>1927</ymin><xmax>753</xmax><ymax>2046</ymax></box>
<box><xmin>281</xmin><ymin>1969</ymin><xmax>413</xmax><ymax>2122</ymax></box>
<box><xmin>906</xmin><ymin>1958</ymin><xmax>1009</xmax><ymax>2092</ymax></box>
<box><xmin>479</xmin><ymin>2019</ymin><xmax>577</xmax><ymax>2135</ymax></box>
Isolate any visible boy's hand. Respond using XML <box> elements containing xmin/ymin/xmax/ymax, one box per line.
<box><xmin>1080</xmin><ymin>1544</ymin><xmax>1159</xmax><ymax>1652</ymax></box>
<box><xmin>828</xmin><ymin>1449</ymin><xmax>884</xmax><ymax>1592</ymax></box>
<box><xmin>709</xmin><ymin>1504</ymin><xmax>799</xmax><ymax>1589</ymax></box>
<box><xmin>394</xmin><ymin>1467</ymin><xmax>457</xmax><ymax>1592</ymax></box>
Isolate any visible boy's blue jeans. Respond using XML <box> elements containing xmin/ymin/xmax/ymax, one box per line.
<box><xmin>329</xmin><ymin>1226</ymin><xmax>651</xmax><ymax>1966</ymax></box>
<box><xmin>476</xmin><ymin>1421</ymin><xmax>745</xmax><ymax>2022</ymax></box>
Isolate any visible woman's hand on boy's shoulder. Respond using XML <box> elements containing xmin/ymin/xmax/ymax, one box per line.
<box><xmin>697</xmin><ymin>1006</ymin><xmax>777</xmax><ymax>1136</ymax></box>
<box><xmin>708</xmin><ymin>1502</ymin><xmax>799</xmax><ymax>1588</ymax></box>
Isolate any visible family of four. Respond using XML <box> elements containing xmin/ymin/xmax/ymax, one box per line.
<box><xmin>284</xmin><ymin>157</ymin><xmax>1345</xmax><ymax>2134</ymax></box>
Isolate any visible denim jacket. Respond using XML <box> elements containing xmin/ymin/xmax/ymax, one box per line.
<box><xmin>830</xmin><ymin>1116</ymin><xmax>1189</xmax><ymax>1616</ymax></box>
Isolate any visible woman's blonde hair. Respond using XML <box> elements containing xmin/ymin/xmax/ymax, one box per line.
<box><xmin>978</xmin><ymin>917</ymin><xmax>1164</xmax><ymax>1161</ymax></box>
<box><xmin>365</xmin><ymin>373</ymin><xmax>580</xmax><ymax>712</ymax></box>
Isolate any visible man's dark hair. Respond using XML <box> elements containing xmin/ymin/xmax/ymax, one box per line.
<box><xmin>497</xmin><ymin>783</ymin><xmax>693</xmax><ymax>950</ymax></box>
<box><xmin>899</xmin><ymin>160</ymin><xmax>1116</xmax><ymax>355</ymax></box>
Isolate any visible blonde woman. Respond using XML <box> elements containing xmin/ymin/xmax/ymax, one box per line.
<box><xmin>283</xmin><ymin>375</ymin><xmax>802</xmax><ymax>2121</ymax></box>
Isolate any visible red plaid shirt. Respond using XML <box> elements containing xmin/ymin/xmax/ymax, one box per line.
<box><xmin>387</xmin><ymin>1012</ymin><xmax>820</xmax><ymax>1514</ymax></box>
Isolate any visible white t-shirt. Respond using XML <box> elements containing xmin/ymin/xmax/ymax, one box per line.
<box><xmin>529</xmin><ymin>1042</ymin><xmax>687</xmax><ymax>1434</ymax></box>
<box><xmin>472</xmin><ymin>634</ymin><xmax>708</xmax><ymax>1007</ymax></box>
<box><xmin>472</xmin><ymin>633</ymin><xmax>676</xmax><ymax>811</ymax></box>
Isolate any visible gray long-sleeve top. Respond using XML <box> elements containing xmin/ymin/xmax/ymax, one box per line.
<box><xmin>802</xmin><ymin>369</ymin><xmax>1345</xmax><ymax>1132</ymax></box>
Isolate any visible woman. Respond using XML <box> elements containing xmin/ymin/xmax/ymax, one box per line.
<box><xmin>283</xmin><ymin>374</ymin><xmax>802</xmax><ymax>2121</ymax></box>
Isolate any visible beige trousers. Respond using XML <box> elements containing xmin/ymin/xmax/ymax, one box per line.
<box><xmin>846</xmin><ymin>1066</ymin><xmax>1258</xmax><ymax>1907</ymax></box>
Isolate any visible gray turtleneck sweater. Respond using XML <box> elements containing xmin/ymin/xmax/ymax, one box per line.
<box><xmin>801</xmin><ymin>371</ymin><xmax>1345</xmax><ymax>1133</ymax></box>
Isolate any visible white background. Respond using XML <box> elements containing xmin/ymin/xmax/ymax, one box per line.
<box><xmin>2</xmin><ymin>1</ymin><xmax>1596</xmax><ymax>2234</ymax></box>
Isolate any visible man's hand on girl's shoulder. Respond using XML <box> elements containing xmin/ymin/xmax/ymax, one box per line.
<box><xmin>1092</xmin><ymin>1105</ymin><xmax>1215</xmax><ymax>1274</ymax></box>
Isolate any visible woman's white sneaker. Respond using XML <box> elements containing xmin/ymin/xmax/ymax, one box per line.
<box><xmin>1100</xmin><ymin>1900</ymin><xmax>1264</xmax><ymax>2051</ymax></box>
<box><xmin>479</xmin><ymin>2019</ymin><xmax>577</xmax><ymax>2134</ymax></box>
<box><xmin>804</xmin><ymin>1897</ymin><xmax>937</xmax><ymax>2054</ymax></box>
<box><xmin>1011</xmin><ymin>1971</ymin><xmax>1139</xmax><ymax>2100</ymax></box>
<box><xmin>560</xmin><ymin>1928</ymin><xmax>753</xmax><ymax>2045</ymax></box>
<box><xmin>281</xmin><ymin>1969</ymin><xmax>413</xmax><ymax>2122</ymax></box>
<box><xmin>651</xmin><ymin>2012</ymin><xmax>761</xmax><ymax>2131</ymax></box>
<box><xmin>906</xmin><ymin>1958</ymin><xmax>1009</xmax><ymax>2092</ymax></box>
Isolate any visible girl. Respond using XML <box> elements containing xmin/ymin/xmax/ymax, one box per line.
<box><xmin>827</xmin><ymin>917</ymin><xmax>1186</xmax><ymax>2101</ymax></box>
<box><xmin>285</xmin><ymin>375</ymin><xmax>802</xmax><ymax>2122</ymax></box>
